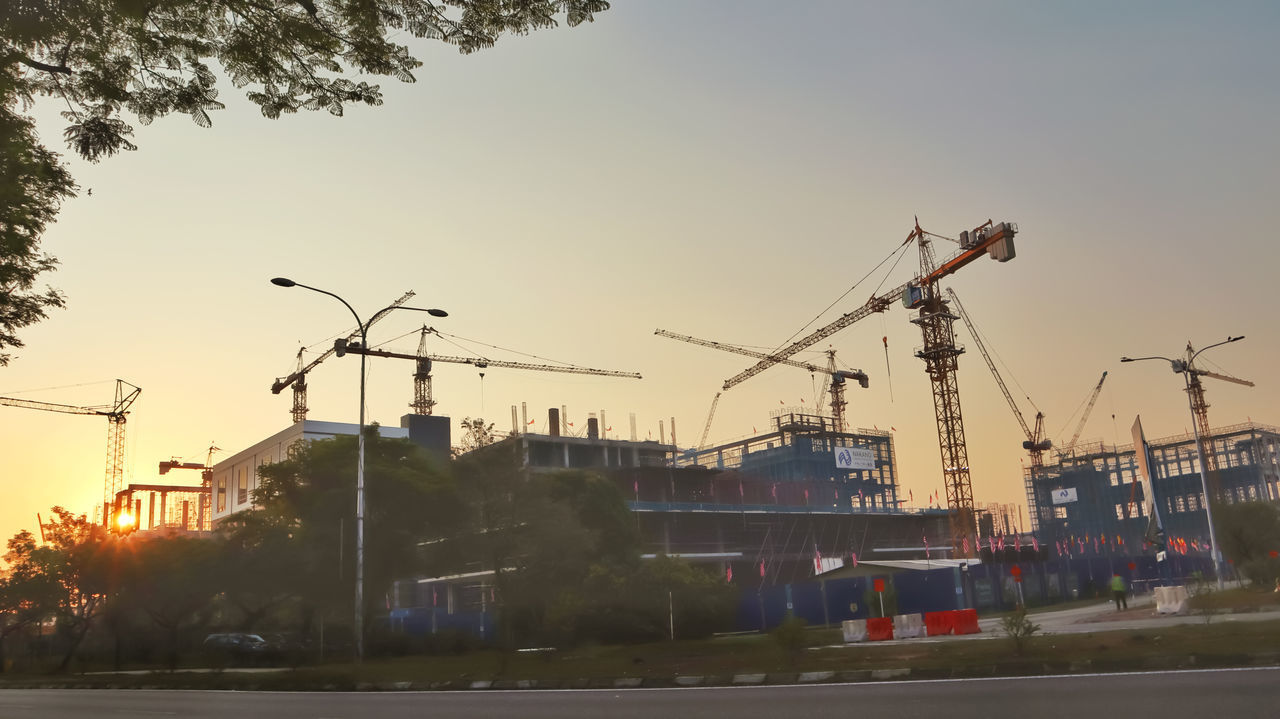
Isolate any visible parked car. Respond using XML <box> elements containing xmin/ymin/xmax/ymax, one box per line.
<box><xmin>202</xmin><ymin>632</ymin><xmax>269</xmax><ymax>664</ymax></box>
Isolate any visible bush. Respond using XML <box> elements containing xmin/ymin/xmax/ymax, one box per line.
<box><xmin>1000</xmin><ymin>608</ymin><xmax>1040</xmax><ymax>655</ymax></box>
<box><xmin>772</xmin><ymin>614</ymin><xmax>808</xmax><ymax>658</ymax></box>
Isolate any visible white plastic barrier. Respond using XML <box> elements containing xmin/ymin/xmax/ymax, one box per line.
<box><xmin>894</xmin><ymin>613</ymin><xmax>924</xmax><ymax>639</ymax></box>
<box><xmin>1154</xmin><ymin>585</ymin><xmax>1190</xmax><ymax>614</ymax></box>
<box><xmin>841</xmin><ymin>619</ymin><xmax>868</xmax><ymax>643</ymax></box>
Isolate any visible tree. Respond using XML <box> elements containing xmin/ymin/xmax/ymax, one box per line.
<box><xmin>0</xmin><ymin>101</ymin><xmax>70</xmax><ymax>365</ymax></box>
<box><xmin>455</xmin><ymin>416</ymin><xmax>498</xmax><ymax>458</ymax></box>
<box><xmin>0</xmin><ymin>0</ymin><xmax>609</xmax><ymax>356</ymax></box>
<box><xmin>244</xmin><ymin>429</ymin><xmax>462</xmax><ymax>645</ymax></box>
<box><xmin>0</xmin><ymin>530</ymin><xmax>60</xmax><ymax>672</ymax></box>
<box><xmin>1215</xmin><ymin>501</ymin><xmax>1280</xmax><ymax>586</ymax></box>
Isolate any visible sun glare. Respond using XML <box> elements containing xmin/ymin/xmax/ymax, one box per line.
<box><xmin>116</xmin><ymin>512</ymin><xmax>135</xmax><ymax>531</ymax></box>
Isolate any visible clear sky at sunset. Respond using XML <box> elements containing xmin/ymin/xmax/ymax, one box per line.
<box><xmin>3</xmin><ymin>1</ymin><xmax>1278</xmax><ymax>543</ymax></box>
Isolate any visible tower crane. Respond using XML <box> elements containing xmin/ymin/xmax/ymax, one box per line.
<box><xmin>159</xmin><ymin>443</ymin><xmax>221</xmax><ymax>485</ymax></box>
<box><xmin>0</xmin><ymin>379</ymin><xmax>141</xmax><ymax>527</ymax></box>
<box><xmin>654</xmin><ymin>329</ymin><xmax>869</xmax><ymax>435</ymax></box>
<box><xmin>271</xmin><ymin>290</ymin><xmax>415</xmax><ymax>423</ymax></box>
<box><xmin>1177</xmin><ymin>342</ymin><xmax>1253</xmax><ymax>497</ymax></box>
<box><xmin>946</xmin><ymin>288</ymin><xmax>1052</xmax><ymax>475</ymax></box>
<box><xmin>333</xmin><ymin>328</ymin><xmax>641</xmax><ymax>416</ymax></box>
<box><xmin>694</xmin><ymin>218</ymin><xmax>1019</xmax><ymax>551</ymax></box>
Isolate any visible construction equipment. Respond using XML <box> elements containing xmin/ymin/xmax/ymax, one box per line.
<box><xmin>1057</xmin><ymin>371</ymin><xmax>1109</xmax><ymax>457</ymax></box>
<box><xmin>334</xmin><ymin>327</ymin><xmax>641</xmax><ymax>416</ymax></box>
<box><xmin>708</xmin><ymin>218</ymin><xmax>1019</xmax><ymax>552</ymax></box>
<box><xmin>271</xmin><ymin>290</ymin><xmax>415</xmax><ymax>423</ymax></box>
<box><xmin>0</xmin><ymin>379</ymin><xmax>141</xmax><ymax>527</ymax></box>
<box><xmin>698</xmin><ymin>392</ymin><xmax>722</xmax><ymax>450</ymax></box>
<box><xmin>654</xmin><ymin>329</ymin><xmax>869</xmax><ymax>434</ymax></box>
<box><xmin>947</xmin><ymin>288</ymin><xmax>1052</xmax><ymax>475</ymax></box>
<box><xmin>159</xmin><ymin>443</ymin><xmax>221</xmax><ymax>485</ymax></box>
<box><xmin>1177</xmin><ymin>342</ymin><xmax>1254</xmax><ymax>495</ymax></box>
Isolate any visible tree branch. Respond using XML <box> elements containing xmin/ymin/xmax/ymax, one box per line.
<box><xmin>17</xmin><ymin>54</ymin><xmax>72</xmax><ymax>75</ymax></box>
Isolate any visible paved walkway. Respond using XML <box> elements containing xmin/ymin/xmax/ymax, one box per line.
<box><xmin>822</xmin><ymin>592</ymin><xmax>1280</xmax><ymax>648</ymax></box>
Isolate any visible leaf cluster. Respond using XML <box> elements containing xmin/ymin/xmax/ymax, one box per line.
<box><xmin>3</xmin><ymin>1</ymin><xmax>610</xmax><ymax>161</ymax></box>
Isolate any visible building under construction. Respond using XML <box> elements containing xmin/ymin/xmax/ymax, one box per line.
<box><xmin>1025</xmin><ymin>422</ymin><xmax>1280</xmax><ymax>552</ymax></box>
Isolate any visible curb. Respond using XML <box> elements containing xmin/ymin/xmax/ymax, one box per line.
<box><xmin>4</xmin><ymin>651</ymin><xmax>1280</xmax><ymax>691</ymax></box>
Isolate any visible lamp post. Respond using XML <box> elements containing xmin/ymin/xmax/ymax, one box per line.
<box><xmin>1121</xmin><ymin>335</ymin><xmax>1244</xmax><ymax>590</ymax></box>
<box><xmin>271</xmin><ymin>278</ymin><xmax>447</xmax><ymax>660</ymax></box>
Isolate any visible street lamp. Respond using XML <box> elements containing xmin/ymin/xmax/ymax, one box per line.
<box><xmin>271</xmin><ymin>277</ymin><xmax>447</xmax><ymax>660</ymax></box>
<box><xmin>1121</xmin><ymin>335</ymin><xmax>1244</xmax><ymax>590</ymax></box>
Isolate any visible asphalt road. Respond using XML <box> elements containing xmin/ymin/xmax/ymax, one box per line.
<box><xmin>2</xmin><ymin>668</ymin><xmax>1277</xmax><ymax>719</ymax></box>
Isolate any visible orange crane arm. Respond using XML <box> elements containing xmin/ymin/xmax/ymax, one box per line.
<box><xmin>721</xmin><ymin>221</ymin><xmax>1018</xmax><ymax>391</ymax></box>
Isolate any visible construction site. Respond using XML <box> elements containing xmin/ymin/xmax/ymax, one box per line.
<box><xmin>5</xmin><ymin>216</ymin><xmax>1273</xmax><ymax>633</ymax></box>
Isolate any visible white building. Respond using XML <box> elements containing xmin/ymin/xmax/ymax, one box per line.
<box><xmin>209</xmin><ymin>420</ymin><xmax>413</xmax><ymax>525</ymax></box>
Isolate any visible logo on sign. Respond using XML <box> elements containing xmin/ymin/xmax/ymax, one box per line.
<box><xmin>835</xmin><ymin>447</ymin><xmax>875</xmax><ymax>470</ymax></box>
<box><xmin>1050</xmin><ymin>487</ymin><xmax>1078</xmax><ymax>505</ymax></box>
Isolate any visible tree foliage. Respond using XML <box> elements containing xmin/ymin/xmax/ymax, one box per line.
<box><xmin>0</xmin><ymin>0</ymin><xmax>608</xmax><ymax>359</ymax></box>
<box><xmin>0</xmin><ymin>99</ymin><xmax>70</xmax><ymax>365</ymax></box>
<box><xmin>1215</xmin><ymin>501</ymin><xmax>1280</xmax><ymax>586</ymax></box>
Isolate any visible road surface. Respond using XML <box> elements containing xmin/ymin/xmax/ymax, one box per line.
<box><xmin>1</xmin><ymin>667</ymin><xmax>1276</xmax><ymax>719</ymax></box>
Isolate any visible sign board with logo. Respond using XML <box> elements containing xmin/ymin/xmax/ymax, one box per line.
<box><xmin>835</xmin><ymin>446</ymin><xmax>876</xmax><ymax>470</ymax></box>
<box><xmin>1050</xmin><ymin>487</ymin><xmax>1078</xmax><ymax>505</ymax></box>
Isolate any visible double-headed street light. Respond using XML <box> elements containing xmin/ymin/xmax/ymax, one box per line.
<box><xmin>271</xmin><ymin>277</ymin><xmax>447</xmax><ymax>660</ymax></box>
<box><xmin>1121</xmin><ymin>335</ymin><xmax>1245</xmax><ymax>590</ymax></box>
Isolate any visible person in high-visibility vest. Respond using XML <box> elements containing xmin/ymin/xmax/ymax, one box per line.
<box><xmin>1110</xmin><ymin>574</ymin><xmax>1128</xmax><ymax>611</ymax></box>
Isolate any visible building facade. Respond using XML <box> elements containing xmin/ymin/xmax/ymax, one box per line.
<box><xmin>1025</xmin><ymin>422</ymin><xmax>1280</xmax><ymax>552</ymax></box>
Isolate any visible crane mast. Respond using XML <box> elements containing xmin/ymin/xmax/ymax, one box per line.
<box><xmin>0</xmin><ymin>379</ymin><xmax>140</xmax><ymax>527</ymax></box>
<box><xmin>271</xmin><ymin>290</ymin><xmax>415</xmax><ymax>423</ymax></box>
<box><xmin>669</xmin><ymin>217</ymin><xmax>1019</xmax><ymax>555</ymax></box>
<box><xmin>1180</xmin><ymin>342</ymin><xmax>1254</xmax><ymax>498</ymax></box>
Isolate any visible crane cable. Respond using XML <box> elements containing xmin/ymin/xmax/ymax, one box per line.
<box><xmin>768</xmin><ymin>238</ymin><xmax>916</xmax><ymax>356</ymax></box>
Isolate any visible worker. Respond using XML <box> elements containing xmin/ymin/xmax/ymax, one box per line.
<box><xmin>1110</xmin><ymin>574</ymin><xmax>1128</xmax><ymax>611</ymax></box>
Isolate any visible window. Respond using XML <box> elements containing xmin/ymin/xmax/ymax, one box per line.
<box><xmin>216</xmin><ymin>476</ymin><xmax>226</xmax><ymax>512</ymax></box>
<box><xmin>237</xmin><ymin>468</ymin><xmax>248</xmax><ymax>505</ymax></box>
<box><xmin>1054</xmin><ymin>507</ymin><xmax>1067</xmax><ymax>519</ymax></box>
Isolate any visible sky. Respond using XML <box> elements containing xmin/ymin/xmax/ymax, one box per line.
<box><xmin>3</xmin><ymin>1</ymin><xmax>1279</xmax><ymax>542</ymax></box>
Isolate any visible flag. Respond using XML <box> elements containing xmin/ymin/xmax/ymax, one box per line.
<box><xmin>385</xmin><ymin>593</ymin><xmax>391</xmax><ymax>610</ymax></box>
<box><xmin>432</xmin><ymin>586</ymin><xmax>438</xmax><ymax>607</ymax></box>
<box><xmin>891</xmin><ymin>426</ymin><xmax>896</xmax><ymax>432</ymax></box>
<box><xmin>923</xmin><ymin>532</ymin><xmax>930</xmax><ymax>559</ymax></box>
<box><xmin>1032</xmin><ymin>536</ymin><xmax>1040</xmax><ymax>553</ymax></box>
<box><xmin>962</xmin><ymin>536</ymin><xmax>969</xmax><ymax>554</ymax></box>
<box><xmin>988</xmin><ymin>535</ymin><xmax>996</xmax><ymax>553</ymax></box>
<box><xmin>633</xmin><ymin>480</ymin><xmax>639</xmax><ymax>497</ymax></box>
<box><xmin>738</xmin><ymin>480</ymin><xmax>744</xmax><ymax>499</ymax></box>
<box><xmin>850</xmin><ymin>552</ymin><xmax>858</xmax><ymax>567</ymax></box>
<box><xmin>780</xmin><ymin>400</ymin><xmax>785</xmax><ymax>405</ymax></box>
<box><xmin>804</xmin><ymin>488</ymin><xmax>810</xmax><ymax>504</ymax></box>
<box><xmin>814</xmin><ymin>545</ymin><xmax>823</xmax><ymax>575</ymax></box>
<box><xmin>1014</xmin><ymin>534</ymin><xmax>1021</xmax><ymax>552</ymax></box>
<box><xmin>909</xmin><ymin>489</ymin><xmax>913</xmax><ymax>503</ymax></box>
<box><xmin>726</xmin><ymin>565</ymin><xmax>733</xmax><ymax>583</ymax></box>
<box><xmin>771</xmin><ymin>483</ymin><xmax>778</xmax><ymax>501</ymax></box>
<box><xmin>997</xmin><ymin>534</ymin><xmax>1005</xmax><ymax>551</ymax></box>
<box><xmin>759</xmin><ymin>560</ymin><xmax>766</xmax><ymax>577</ymax></box>
<box><xmin>527</xmin><ymin>419</ymin><xmax>535</xmax><ymax>425</ymax></box>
